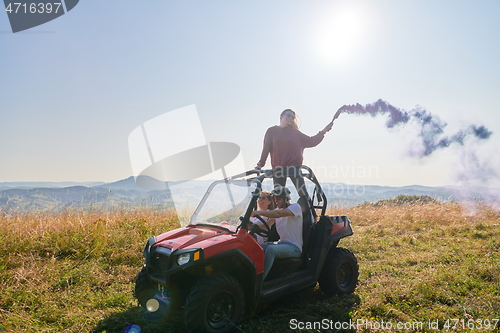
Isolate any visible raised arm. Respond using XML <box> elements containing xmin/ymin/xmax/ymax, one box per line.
<box><xmin>300</xmin><ymin>121</ymin><xmax>334</xmax><ymax>148</ymax></box>
<box><xmin>252</xmin><ymin>209</ymin><xmax>293</xmax><ymax>219</ymax></box>
<box><xmin>322</xmin><ymin>121</ymin><xmax>333</xmax><ymax>134</ymax></box>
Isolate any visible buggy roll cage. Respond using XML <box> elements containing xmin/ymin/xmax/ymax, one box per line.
<box><xmin>229</xmin><ymin>165</ymin><xmax>327</xmax><ymax>231</ymax></box>
<box><xmin>190</xmin><ymin>165</ymin><xmax>327</xmax><ymax>232</ymax></box>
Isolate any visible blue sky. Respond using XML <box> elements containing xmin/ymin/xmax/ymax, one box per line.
<box><xmin>1</xmin><ymin>0</ymin><xmax>499</xmax><ymax>187</ymax></box>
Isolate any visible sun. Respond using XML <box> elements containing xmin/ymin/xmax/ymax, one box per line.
<box><xmin>313</xmin><ymin>3</ymin><xmax>371</xmax><ymax>66</ymax></box>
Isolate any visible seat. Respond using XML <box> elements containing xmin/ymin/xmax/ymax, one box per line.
<box><xmin>297</xmin><ymin>196</ymin><xmax>314</xmax><ymax>259</ymax></box>
<box><xmin>267</xmin><ymin>223</ymin><xmax>280</xmax><ymax>242</ymax></box>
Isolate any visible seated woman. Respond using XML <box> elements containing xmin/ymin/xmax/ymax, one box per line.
<box><xmin>249</xmin><ymin>190</ymin><xmax>275</xmax><ymax>244</ymax></box>
<box><xmin>251</xmin><ymin>186</ymin><xmax>302</xmax><ymax>281</ymax></box>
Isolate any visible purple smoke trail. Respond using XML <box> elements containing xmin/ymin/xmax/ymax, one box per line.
<box><xmin>339</xmin><ymin>99</ymin><xmax>499</xmax><ymax>211</ymax></box>
<box><xmin>452</xmin><ymin>145</ymin><xmax>500</xmax><ymax>212</ymax></box>
<box><xmin>339</xmin><ymin>99</ymin><xmax>410</xmax><ymax>128</ymax></box>
<box><xmin>339</xmin><ymin>99</ymin><xmax>492</xmax><ymax>158</ymax></box>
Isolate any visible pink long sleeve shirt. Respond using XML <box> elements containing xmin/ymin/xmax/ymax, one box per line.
<box><xmin>257</xmin><ymin>126</ymin><xmax>325</xmax><ymax>169</ymax></box>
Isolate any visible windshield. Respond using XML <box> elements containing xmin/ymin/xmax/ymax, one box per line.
<box><xmin>190</xmin><ymin>179</ymin><xmax>258</xmax><ymax>230</ymax></box>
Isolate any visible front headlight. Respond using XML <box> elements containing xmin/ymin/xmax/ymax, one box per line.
<box><xmin>177</xmin><ymin>253</ymin><xmax>191</xmax><ymax>266</ymax></box>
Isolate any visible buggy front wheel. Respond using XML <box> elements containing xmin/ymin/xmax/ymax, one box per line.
<box><xmin>184</xmin><ymin>274</ymin><xmax>245</xmax><ymax>333</ymax></box>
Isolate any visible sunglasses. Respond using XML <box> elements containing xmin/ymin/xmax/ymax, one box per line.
<box><xmin>258</xmin><ymin>196</ymin><xmax>269</xmax><ymax>200</ymax></box>
<box><xmin>282</xmin><ymin>112</ymin><xmax>295</xmax><ymax>119</ymax></box>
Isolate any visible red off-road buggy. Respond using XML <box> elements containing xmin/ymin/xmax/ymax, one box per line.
<box><xmin>134</xmin><ymin>165</ymin><xmax>358</xmax><ymax>332</ymax></box>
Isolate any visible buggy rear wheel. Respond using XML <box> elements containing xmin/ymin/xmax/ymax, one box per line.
<box><xmin>318</xmin><ymin>247</ymin><xmax>358</xmax><ymax>295</ymax></box>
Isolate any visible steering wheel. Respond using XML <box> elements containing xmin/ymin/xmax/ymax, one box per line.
<box><xmin>250</xmin><ymin>215</ymin><xmax>271</xmax><ymax>237</ymax></box>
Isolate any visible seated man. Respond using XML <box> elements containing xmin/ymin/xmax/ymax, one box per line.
<box><xmin>251</xmin><ymin>186</ymin><xmax>303</xmax><ymax>280</ymax></box>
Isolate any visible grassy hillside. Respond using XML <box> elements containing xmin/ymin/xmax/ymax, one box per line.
<box><xmin>0</xmin><ymin>203</ymin><xmax>499</xmax><ymax>332</ymax></box>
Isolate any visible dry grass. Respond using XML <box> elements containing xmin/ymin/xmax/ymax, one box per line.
<box><xmin>0</xmin><ymin>208</ymin><xmax>180</xmax><ymax>333</ymax></box>
<box><xmin>0</xmin><ymin>203</ymin><xmax>499</xmax><ymax>332</ymax></box>
<box><xmin>332</xmin><ymin>203</ymin><xmax>500</xmax><ymax>331</ymax></box>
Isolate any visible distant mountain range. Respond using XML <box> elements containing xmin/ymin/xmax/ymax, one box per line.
<box><xmin>0</xmin><ymin>177</ymin><xmax>172</xmax><ymax>212</ymax></box>
<box><xmin>0</xmin><ymin>181</ymin><xmax>106</xmax><ymax>189</ymax></box>
<box><xmin>0</xmin><ymin>176</ymin><xmax>493</xmax><ymax>213</ymax></box>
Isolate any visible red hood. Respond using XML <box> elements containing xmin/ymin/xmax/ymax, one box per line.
<box><xmin>154</xmin><ymin>226</ymin><xmax>231</xmax><ymax>251</ymax></box>
<box><xmin>153</xmin><ymin>225</ymin><xmax>264</xmax><ymax>274</ymax></box>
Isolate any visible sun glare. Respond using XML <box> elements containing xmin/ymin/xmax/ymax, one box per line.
<box><xmin>314</xmin><ymin>4</ymin><xmax>370</xmax><ymax>66</ymax></box>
